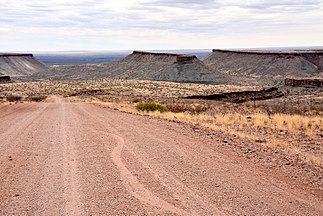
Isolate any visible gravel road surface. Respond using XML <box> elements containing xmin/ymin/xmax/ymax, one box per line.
<box><xmin>0</xmin><ymin>96</ymin><xmax>322</xmax><ymax>215</ymax></box>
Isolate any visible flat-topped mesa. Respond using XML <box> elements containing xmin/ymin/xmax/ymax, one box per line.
<box><xmin>41</xmin><ymin>50</ymin><xmax>229</xmax><ymax>84</ymax></box>
<box><xmin>132</xmin><ymin>51</ymin><xmax>197</xmax><ymax>63</ymax></box>
<box><xmin>133</xmin><ymin>51</ymin><xmax>180</xmax><ymax>57</ymax></box>
<box><xmin>212</xmin><ymin>49</ymin><xmax>323</xmax><ymax>55</ymax></box>
<box><xmin>203</xmin><ymin>49</ymin><xmax>323</xmax><ymax>85</ymax></box>
<box><xmin>210</xmin><ymin>49</ymin><xmax>323</xmax><ymax>70</ymax></box>
<box><xmin>0</xmin><ymin>53</ymin><xmax>34</xmax><ymax>57</ymax></box>
<box><xmin>0</xmin><ymin>53</ymin><xmax>47</xmax><ymax>77</ymax></box>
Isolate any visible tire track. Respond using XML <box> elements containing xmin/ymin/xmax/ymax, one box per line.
<box><xmin>0</xmin><ymin>103</ymin><xmax>33</xmax><ymax>118</ymax></box>
<box><xmin>0</xmin><ymin>103</ymin><xmax>48</xmax><ymax>147</ymax></box>
<box><xmin>105</xmin><ymin>119</ymin><xmax>224</xmax><ymax>215</ymax></box>
<box><xmin>61</xmin><ymin>103</ymin><xmax>82</xmax><ymax>216</ymax></box>
<box><xmin>110</xmin><ymin>132</ymin><xmax>190</xmax><ymax>215</ymax></box>
<box><xmin>77</xmin><ymin>104</ymin><xmax>224</xmax><ymax>215</ymax></box>
<box><xmin>77</xmin><ymin>104</ymin><xmax>190</xmax><ymax>215</ymax></box>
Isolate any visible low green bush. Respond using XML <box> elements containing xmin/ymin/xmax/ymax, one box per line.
<box><xmin>136</xmin><ymin>102</ymin><xmax>168</xmax><ymax>113</ymax></box>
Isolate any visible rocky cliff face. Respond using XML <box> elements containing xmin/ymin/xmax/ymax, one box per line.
<box><xmin>0</xmin><ymin>53</ymin><xmax>47</xmax><ymax>77</ymax></box>
<box><xmin>203</xmin><ymin>49</ymin><xmax>323</xmax><ymax>85</ymax></box>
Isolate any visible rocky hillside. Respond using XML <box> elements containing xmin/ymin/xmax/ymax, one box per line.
<box><xmin>0</xmin><ymin>53</ymin><xmax>47</xmax><ymax>78</ymax></box>
<box><xmin>33</xmin><ymin>51</ymin><xmax>229</xmax><ymax>84</ymax></box>
<box><xmin>203</xmin><ymin>49</ymin><xmax>323</xmax><ymax>85</ymax></box>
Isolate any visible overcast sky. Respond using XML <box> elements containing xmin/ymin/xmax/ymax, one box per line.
<box><xmin>0</xmin><ymin>0</ymin><xmax>322</xmax><ymax>51</ymax></box>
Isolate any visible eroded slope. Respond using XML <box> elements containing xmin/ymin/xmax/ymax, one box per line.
<box><xmin>0</xmin><ymin>53</ymin><xmax>47</xmax><ymax>77</ymax></box>
<box><xmin>203</xmin><ymin>49</ymin><xmax>323</xmax><ymax>85</ymax></box>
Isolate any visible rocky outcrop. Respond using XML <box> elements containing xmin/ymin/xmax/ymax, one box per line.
<box><xmin>176</xmin><ymin>56</ymin><xmax>197</xmax><ymax>62</ymax></box>
<box><xmin>131</xmin><ymin>51</ymin><xmax>198</xmax><ymax>62</ymax></box>
<box><xmin>185</xmin><ymin>87</ymin><xmax>283</xmax><ymax>103</ymax></box>
<box><xmin>132</xmin><ymin>51</ymin><xmax>179</xmax><ymax>57</ymax></box>
<box><xmin>203</xmin><ymin>49</ymin><xmax>323</xmax><ymax>86</ymax></box>
<box><xmin>285</xmin><ymin>78</ymin><xmax>323</xmax><ymax>87</ymax></box>
<box><xmin>0</xmin><ymin>53</ymin><xmax>47</xmax><ymax>77</ymax></box>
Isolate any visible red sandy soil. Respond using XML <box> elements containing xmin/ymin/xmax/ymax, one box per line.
<box><xmin>0</xmin><ymin>96</ymin><xmax>322</xmax><ymax>215</ymax></box>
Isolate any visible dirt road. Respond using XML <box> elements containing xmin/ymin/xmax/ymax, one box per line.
<box><xmin>0</xmin><ymin>96</ymin><xmax>322</xmax><ymax>215</ymax></box>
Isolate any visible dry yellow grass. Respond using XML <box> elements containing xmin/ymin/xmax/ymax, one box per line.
<box><xmin>82</xmin><ymin>96</ymin><xmax>322</xmax><ymax>141</ymax></box>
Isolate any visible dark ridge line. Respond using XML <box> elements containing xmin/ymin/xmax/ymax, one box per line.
<box><xmin>132</xmin><ymin>51</ymin><xmax>197</xmax><ymax>58</ymax></box>
<box><xmin>285</xmin><ymin>78</ymin><xmax>323</xmax><ymax>87</ymax></box>
<box><xmin>212</xmin><ymin>49</ymin><xmax>323</xmax><ymax>55</ymax></box>
<box><xmin>184</xmin><ymin>87</ymin><xmax>283</xmax><ymax>103</ymax></box>
<box><xmin>0</xmin><ymin>53</ymin><xmax>34</xmax><ymax>57</ymax></box>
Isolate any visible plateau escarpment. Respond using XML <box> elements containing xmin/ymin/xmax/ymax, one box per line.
<box><xmin>203</xmin><ymin>49</ymin><xmax>323</xmax><ymax>85</ymax></box>
<box><xmin>35</xmin><ymin>51</ymin><xmax>229</xmax><ymax>84</ymax></box>
<box><xmin>109</xmin><ymin>51</ymin><xmax>227</xmax><ymax>84</ymax></box>
<box><xmin>0</xmin><ymin>53</ymin><xmax>47</xmax><ymax>78</ymax></box>
<box><xmin>185</xmin><ymin>87</ymin><xmax>283</xmax><ymax>103</ymax></box>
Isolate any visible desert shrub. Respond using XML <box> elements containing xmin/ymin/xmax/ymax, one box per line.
<box><xmin>7</xmin><ymin>95</ymin><xmax>22</xmax><ymax>102</ymax></box>
<box><xmin>136</xmin><ymin>102</ymin><xmax>168</xmax><ymax>113</ymax></box>
<box><xmin>166</xmin><ymin>102</ymin><xmax>210</xmax><ymax>114</ymax></box>
<box><xmin>27</xmin><ymin>95</ymin><xmax>47</xmax><ymax>102</ymax></box>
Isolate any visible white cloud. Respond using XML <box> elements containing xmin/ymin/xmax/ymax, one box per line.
<box><xmin>0</xmin><ymin>0</ymin><xmax>322</xmax><ymax>51</ymax></box>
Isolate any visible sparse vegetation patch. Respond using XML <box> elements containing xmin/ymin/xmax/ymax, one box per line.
<box><xmin>136</xmin><ymin>102</ymin><xmax>168</xmax><ymax>113</ymax></box>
